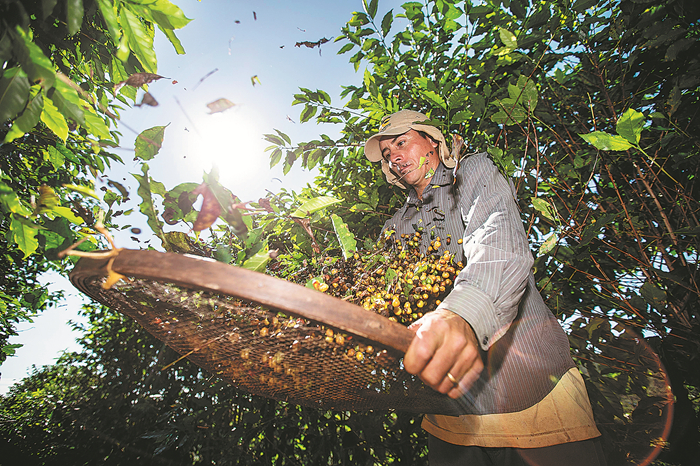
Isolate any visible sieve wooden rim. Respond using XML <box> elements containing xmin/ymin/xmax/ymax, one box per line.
<box><xmin>69</xmin><ymin>249</ymin><xmax>415</xmax><ymax>354</ymax></box>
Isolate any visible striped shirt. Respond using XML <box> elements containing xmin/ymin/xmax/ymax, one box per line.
<box><xmin>382</xmin><ymin>152</ymin><xmax>575</xmax><ymax>415</ymax></box>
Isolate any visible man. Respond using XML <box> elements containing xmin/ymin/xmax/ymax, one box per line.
<box><xmin>364</xmin><ymin>110</ymin><xmax>606</xmax><ymax>465</ymax></box>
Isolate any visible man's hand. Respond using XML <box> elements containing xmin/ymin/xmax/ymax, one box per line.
<box><xmin>403</xmin><ymin>308</ymin><xmax>483</xmax><ymax>399</ymax></box>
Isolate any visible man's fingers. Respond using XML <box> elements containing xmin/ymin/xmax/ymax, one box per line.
<box><xmin>403</xmin><ymin>323</ymin><xmax>442</xmax><ymax>375</ymax></box>
<box><xmin>448</xmin><ymin>354</ymin><xmax>484</xmax><ymax>399</ymax></box>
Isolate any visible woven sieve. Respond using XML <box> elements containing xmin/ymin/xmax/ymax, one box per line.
<box><xmin>69</xmin><ymin>249</ymin><xmax>465</xmax><ymax>415</ymax></box>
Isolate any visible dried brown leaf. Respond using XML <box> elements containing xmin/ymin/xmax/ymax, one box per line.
<box><xmin>114</xmin><ymin>73</ymin><xmax>166</xmax><ymax>92</ymax></box>
<box><xmin>206</xmin><ymin>98</ymin><xmax>236</xmax><ymax>114</ymax></box>
<box><xmin>135</xmin><ymin>92</ymin><xmax>159</xmax><ymax>107</ymax></box>
<box><xmin>294</xmin><ymin>37</ymin><xmax>330</xmax><ymax>49</ymax></box>
<box><xmin>192</xmin><ymin>183</ymin><xmax>221</xmax><ymax>231</ymax></box>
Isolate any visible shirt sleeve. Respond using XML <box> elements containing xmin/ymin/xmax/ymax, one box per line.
<box><xmin>436</xmin><ymin>154</ymin><xmax>534</xmax><ymax>350</ymax></box>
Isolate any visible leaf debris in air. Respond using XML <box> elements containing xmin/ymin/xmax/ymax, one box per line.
<box><xmin>206</xmin><ymin>98</ymin><xmax>236</xmax><ymax>114</ymax></box>
<box><xmin>114</xmin><ymin>73</ymin><xmax>166</xmax><ymax>92</ymax></box>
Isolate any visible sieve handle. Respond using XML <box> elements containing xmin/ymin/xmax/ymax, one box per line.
<box><xmin>73</xmin><ymin>249</ymin><xmax>415</xmax><ymax>354</ymax></box>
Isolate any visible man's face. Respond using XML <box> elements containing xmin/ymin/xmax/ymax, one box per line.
<box><xmin>379</xmin><ymin>129</ymin><xmax>440</xmax><ymax>195</ymax></box>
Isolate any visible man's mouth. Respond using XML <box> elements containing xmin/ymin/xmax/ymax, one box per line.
<box><xmin>397</xmin><ymin>162</ymin><xmax>411</xmax><ymax>174</ymax></box>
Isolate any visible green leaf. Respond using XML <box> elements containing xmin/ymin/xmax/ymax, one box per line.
<box><xmin>338</xmin><ymin>43</ymin><xmax>355</xmax><ymax>54</ymax></box>
<box><xmin>385</xmin><ymin>267</ymin><xmax>398</xmax><ymax>288</ymax></box>
<box><xmin>132</xmin><ymin>164</ymin><xmax>165</xmax><ymax>243</ymax></box>
<box><xmin>241</xmin><ymin>247</ymin><xmax>271</xmax><ymax>272</ymax></box>
<box><xmin>364</xmin><ymin>0</ymin><xmax>378</xmax><ymax>18</ymax></box>
<box><xmin>448</xmin><ymin>88</ymin><xmax>470</xmax><ymax>109</ymax></box>
<box><xmin>277</xmin><ymin>130</ymin><xmax>291</xmax><ymax>144</ymax></box>
<box><xmin>63</xmin><ymin>183</ymin><xmax>99</xmax><ymax>200</ymax></box>
<box><xmin>4</xmin><ymin>85</ymin><xmax>43</xmax><ymax>143</ymax></box>
<box><xmin>50</xmin><ymin>206</ymin><xmax>84</xmax><ymax>225</ymax></box>
<box><xmin>44</xmin><ymin>146</ymin><xmax>65</xmax><ymax>170</ymax></box>
<box><xmin>578</xmin><ymin>213</ymin><xmax>619</xmax><ymax>247</ymax></box>
<box><xmin>421</xmin><ymin>89</ymin><xmax>447</xmax><ymax>110</ymax></box>
<box><xmin>452</xmin><ymin>110</ymin><xmax>473</xmax><ymax>125</ymax></box>
<box><xmin>160</xmin><ymin>27</ymin><xmax>186</xmax><ymax>55</ymax></box>
<box><xmin>531</xmin><ymin>197</ymin><xmax>555</xmax><ymax>221</ymax></box>
<box><xmin>640</xmin><ymin>282</ymin><xmax>666</xmax><ymax>311</ymax></box>
<box><xmin>96</xmin><ymin>0</ymin><xmax>120</xmax><ymax>44</ymax></box>
<box><xmin>331</xmin><ymin>214</ymin><xmax>357</xmax><ymax>259</ymax></box>
<box><xmin>14</xmin><ymin>27</ymin><xmax>56</xmax><ymax>90</ymax></box>
<box><xmin>121</xmin><ymin>6</ymin><xmax>158</xmax><ymax>73</ymax></box>
<box><xmin>0</xmin><ymin>67</ymin><xmax>30</xmax><ymax>123</ymax></box>
<box><xmin>300</xmin><ymin>104</ymin><xmax>317</xmax><ymax>123</ymax></box>
<box><xmin>11</xmin><ymin>216</ymin><xmax>39</xmax><ymax>258</ymax></box>
<box><xmin>381</xmin><ymin>10</ymin><xmax>394</xmax><ymax>36</ymax></box>
<box><xmin>498</xmin><ymin>27</ymin><xmax>518</xmax><ymax>49</ymax></box>
<box><xmin>66</xmin><ymin>0</ymin><xmax>84</xmax><ymax>35</ymax></box>
<box><xmin>290</xmin><ymin>196</ymin><xmax>342</xmax><ymax>218</ymax></box>
<box><xmin>579</xmin><ymin>132</ymin><xmax>633</xmax><ymax>151</ymax></box>
<box><xmin>41</xmin><ymin>0</ymin><xmax>59</xmax><ymax>19</ymax></box>
<box><xmin>615</xmin><ymin>108</ymin><xmax>645</xmax><ymax>145</ymax></box>
<box><xmin>491</xmin><ymin>99</ymin><xmax>526</xmax><ymax>125</ymax></box>
<box><xmin>1</xmin><ymin>343</ymin><xmax>23</xmax><ymax>356</ymax></box>
<box><xmin>0</xmin><ymin>180</ymin><xmax>31</xmax><ymax>216</ymax></box>
<box><xmin>518</xmin><ymin>75</ymin><xmax>538</xmax><ymax>111</ymax></box>
<box><xmin>269</xmin><ymin>148</ymin><xmax>282</xmax><ymax>168</ymax></box>
<box><xmin>82</xmin><ymin>107</ymin><xmax>112</xmax><ymax>140</ymax></box>
<box><xmin>135</xmin><ymin>125</ymin><xmax>168</xmax><ymax>160</ymax></box>
<box><xmin>264</xmin><ymin>133</ymin><xmax>285</xmax><ymax>146</ymax></box>
<box><xmin>130</xmin><ymin>0</ymin><xmax>193</xmax><ymax>30</ymax></box>
<box><xmin>538</xmin><ymin>233</ymin><xmax>558</xmax><ymax>255</ymax></box>
<box><xmin>49</xmin><ymin>78</ymin><xmax>84</xmax><ymax>124</ymax></box>
<box><xmin>40</xmin><ymin>93</ymin><xmax>68</xmax><ymax>140</ymax></box>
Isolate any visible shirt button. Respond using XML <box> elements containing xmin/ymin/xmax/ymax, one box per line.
<box><xmin>482</xmin><ymin>336</ymin><xmax>489</xmax><ymax>346</ymax></box>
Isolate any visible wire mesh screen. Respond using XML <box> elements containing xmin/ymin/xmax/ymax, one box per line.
<box><xmin>69</xmin><ymin>250</ymin><xmax>463</xmax><ymax>415</ymax></box>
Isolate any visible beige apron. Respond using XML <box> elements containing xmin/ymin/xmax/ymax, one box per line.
<box><xmin>422</xmin><ymin>368</ymin><xmax>601</xmax><ymax>448</ymax></box>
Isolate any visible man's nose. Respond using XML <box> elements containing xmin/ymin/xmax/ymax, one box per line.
<box><xmin>388</xmin><ymin>151</ymin><xmax>403</xmax><ymax>165</ymax></box>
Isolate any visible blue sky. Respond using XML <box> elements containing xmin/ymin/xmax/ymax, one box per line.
<box><xmin>1</xmin><ymin>0</ymin><xmax>406</xmax><ymax>393</ymax></box>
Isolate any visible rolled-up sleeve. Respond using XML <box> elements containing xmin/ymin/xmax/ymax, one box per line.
<box><xmin>436</xmin><ymin>155</ymin><xmax>533</xmax><ymax>350</ymax></box>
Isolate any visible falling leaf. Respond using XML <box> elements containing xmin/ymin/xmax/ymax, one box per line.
<box><xmin>172</xmin><ymin>80</ymin><xmax>178</xmax><ymax>84</ymax></box>
<box><xmin>286</xmin><ymin>115</ymin><xmax>296</xmax><ymax>123</ymax></box>
<box><xmin>295</xmin><ymin>37</ymin><xmax>330</xmax><ymax>49</ymax></box>
<box><xmin>253</xmin><ymin>11</ymin><xmax>257</xmax><ymax>20</ymax></box>
<box><xmin>206</xmin><ymin>98</ymin><xmax>236</xmax><ymax>114</ymax></box>
<box><xmin>235</xmin><ymin>20</ymin><xmax>240</xmax><ymax>24</ymax></box>
<box><xmin>135</xmin><ymin>92</ymin><xmax>158</xmax><ymax>107</ymax></box>
<box><xmin>297</xmin><ymin>27</ymin><xmax>306</xmax><ymax>32</ymax></box>
<box><xmin>114</xmin><ymin>73</ymin><xmax>166</xmax><ymax>92</ymax></box>
<box><xmin>193</xmin><ymin>68</ymin><xmax>219</xmax><ymax>90</ymax></box>
<box><xmin>251</xmin><ymin>75</ymin><xmax>261</xmax><ymax>86</ymax></box>
<box><xmin>108</xmin><ymin>179</ymin><xmax>129</xmax><ymax>199</ymax></box>
<box><xmin>192</xmin><ymin>183</ymin><xmax>221</xmax><ymax>231</ymax></box>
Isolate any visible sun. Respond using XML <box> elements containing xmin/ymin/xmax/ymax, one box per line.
<box><xmin>180</xmin><ymin>107</ymin><xmax>269</xmax><ymax>196</ymax></box>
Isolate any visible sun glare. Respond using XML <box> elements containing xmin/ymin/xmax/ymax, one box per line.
<box><xmin>182</xmin><ymin>109</ymin><xmax>268</xmax><ymax>195</ymax></box>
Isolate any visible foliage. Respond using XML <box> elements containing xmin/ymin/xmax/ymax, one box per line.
<box><xmin>260</xmin><ymin>0</ymin><xmax>700</xmax><ymax>463</ymax></box>
<box><xmin>0</xmin><ymin>304</ymin><xmax>428</xmax><ymax>465</ymax></box>
<box><xmin>0</xmin><ymin>0</ymin><xmax>189</xmax><ymax>359</ymax></box>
